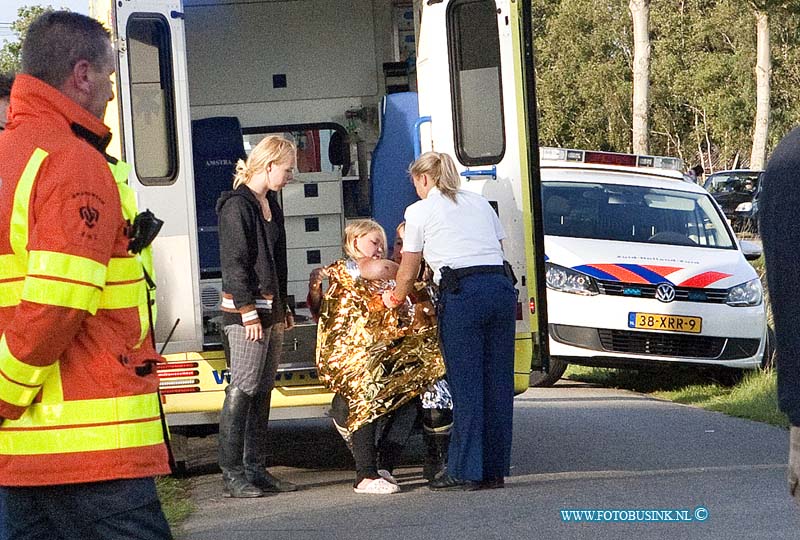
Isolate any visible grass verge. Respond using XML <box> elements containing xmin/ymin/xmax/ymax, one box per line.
<box><xmin>566</xmin><ymin>365</ymin><xmax>789</xmax><ymax>428</ymax></box>
<box><xmin>156</xmin><ymin>475</ymin><xmax>194</xmax><ymax>532</ymax></box>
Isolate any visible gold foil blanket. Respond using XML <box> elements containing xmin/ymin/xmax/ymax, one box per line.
<box><xmin>316</xmin><ymin>259</ymin><xmax>445</xmax><ymax>432</ymax></box>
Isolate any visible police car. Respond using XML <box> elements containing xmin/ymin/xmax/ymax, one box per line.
<box><xmin>534</xmin><ymin>148</ymin><xmax>770</xmax><ymax>387</ymax></box>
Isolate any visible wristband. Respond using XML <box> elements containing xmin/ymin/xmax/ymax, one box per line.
<box><xmin>390</xmin><ymin>292</ymin><xmax>404</xmax><ymax>306</ymax></box>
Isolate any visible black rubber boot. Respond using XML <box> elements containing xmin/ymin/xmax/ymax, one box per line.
<box><xmin>219</xmin><ymin>385</ymin><xmax>263</xmax><ymax>498</ymax></box>
<box><xmin>423</xmin><ymin>430</ymin><xmax>450</xmax><ymax>481</ymax></box>
<box><xmin>244</xmin><ymin>389</ymin><xmax>297</xmax><ymax>493</ymax></box>
<box><xmin>422</xmin><ymin>408</ymin><xmax>452</xmax><ymax>482</ymax></box>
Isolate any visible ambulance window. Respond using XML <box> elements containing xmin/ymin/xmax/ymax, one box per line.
<box><xmin>126</xmin><ymin>16</ymin><xmax>177</xmax><ymax>185</ymax></box>
<box><xmin>447</xmin><ymin>0</ymin><xmax>505</xmax><ymax>166</ymax></box>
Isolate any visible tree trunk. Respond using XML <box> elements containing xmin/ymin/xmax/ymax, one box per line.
<box><xmin>629</xmin><ymin>0</ymin><xmax>650</xmax><ymax>154</ymax></box>
<box><xmin>750</xmin><ymin>10</ymin><xmax>770</xmax><ymax>170</ymax></box>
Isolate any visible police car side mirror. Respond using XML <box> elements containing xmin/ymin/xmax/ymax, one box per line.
<box><xmin>739</xmin><ymin>239</ymin><xmax>762</xmax><ymax>262</ymax></box>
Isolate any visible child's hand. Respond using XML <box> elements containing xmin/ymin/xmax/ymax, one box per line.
<box><xmin>309</xmin><ymin>267</ymin><xmax>328</xmax><ymax>292</ymax></box>
<box><xmin>381</xmin><ymin>289</ymin><xmax>404</xmax><ymax>309</ymax></box>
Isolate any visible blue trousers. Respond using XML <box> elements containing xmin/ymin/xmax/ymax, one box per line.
<box><xmin>438</xmin><ymin>272</ymin><xmax>517</xmax><ymax>482</ymax></box>
<box><xmin>1</xmin><ymin>477</ymin><xmax>172</xmax><ymax>540</ymax></box>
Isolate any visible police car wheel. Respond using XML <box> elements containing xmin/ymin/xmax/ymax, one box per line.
<box><xmin>530</xmin><ymin>356</ymin><xmax>568</xmax><ymax>387</ymax></box>
<box><xmin>761</xmin><ymin>326</ymin><xmax>775</xmax><ymax>370</ymax></box>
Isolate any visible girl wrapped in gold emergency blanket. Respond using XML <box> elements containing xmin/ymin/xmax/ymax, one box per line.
<box><xmin>315</xmin><ymin>258</ymin><xmax>445</xmax><ymax>432</ymax></box>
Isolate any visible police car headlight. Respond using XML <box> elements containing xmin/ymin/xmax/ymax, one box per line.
<box><xmin>735</xmin><ymin>201</ymin><xmax>753</xmax><ymax>213</ymax></box>
<box><xmin>726</xmin><ymin>278</ymin><xmax>762</xmax><ymax>306</ymax></box>
<box><xmin>545</xmin><ymin>263</ymin><xmax>598</xmax><ymax>296</ymax></box>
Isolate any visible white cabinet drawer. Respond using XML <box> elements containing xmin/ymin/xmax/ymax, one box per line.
<box><xmin>282</xmin><ymin>181</ymin><xmax>342</xmax><ymax>216</ymax></box>
<box><xmin>285</xmin><ymin>214</ymin><xmax>343</xmax><ymax>249</ymax></box>
<box><xmin>286</xmin><ymin>245</ymin><xmax>343</xmax><ymax>282</ymax></box>
<box><xmin>294</xmin><ymin>171</ymin><xmax>341</xmax><ymax>183</ymax></box>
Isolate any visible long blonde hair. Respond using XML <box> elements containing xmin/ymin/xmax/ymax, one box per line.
<box><xmin>343</xmin><ymin>219</ymin><xmax>387</xmax><ymax>260</ymax></box>
<box><xmin>233</xmin><ymin>135</ymin><xmax>297</xmax><ymax>189</ymax></box>
<box><xmin>408</xmin><ymin>151</ymin><xmax>461</xmax><ymax>202</ymax></box>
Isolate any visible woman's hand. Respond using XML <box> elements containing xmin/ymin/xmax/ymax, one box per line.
<box><xmin>244</xmin><ymin>323</ymin><xmax>263</xmax><ymax>342</ymax></box>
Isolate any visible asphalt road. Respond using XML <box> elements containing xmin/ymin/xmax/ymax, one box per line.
<box><xmin>176</xmin><ymin>381</ymin><xmax>799</xmax><ymax>540</ymax></box>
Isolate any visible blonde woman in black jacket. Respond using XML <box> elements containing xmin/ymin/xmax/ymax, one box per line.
<box><xmin>216</xmin><ymin>135</ymin><xmax>297</xmax><ymax>498</ymax></box>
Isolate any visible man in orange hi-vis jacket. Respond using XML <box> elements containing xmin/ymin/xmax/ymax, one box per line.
<box><xmin>0</xmin><ymin>12</ymin><xmax>172</xmax><ymax>539</ymax></box>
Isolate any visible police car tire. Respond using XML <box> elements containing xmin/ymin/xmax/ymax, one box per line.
<box><xmin>761</xmin><ymin>326</ymin><xmax>776</xmax><ymax>370</ymax></box>
<box><xmin>529</xmin><ymin>356</ymin><xmax>568</xmax><ymax>387</ymax></box>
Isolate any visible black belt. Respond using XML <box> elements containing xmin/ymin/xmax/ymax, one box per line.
<box><xmin>451</xmin><ymin>265</ymin><xmax>506</xmax><ymax>279</ymax></box>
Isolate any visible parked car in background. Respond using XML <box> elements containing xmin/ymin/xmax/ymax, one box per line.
<box><xmin>531</xmin><ymin>149</ymin><xmax>771</xmax><ymax>388</ymax></box>
<box><xmin>733</xmin><ymin>174</ymin><xmax>765</xmax><ymax>234</ymax></box>
<box><xmin>703</xmin><ymin>169</ymin><xmax>764</xmax><ymax>233</ymax></box>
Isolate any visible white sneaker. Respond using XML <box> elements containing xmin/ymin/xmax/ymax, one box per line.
<box><xmin>377</xmin><ymin>469</ymin><xmax>398</xmax><ymax>485</ymax></box>
<box><xmin>353</xmin><ymin>477</ymin><xmax>401</xmax><ymax>494</ymax></box>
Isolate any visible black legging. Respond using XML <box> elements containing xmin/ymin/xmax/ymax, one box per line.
<box><xmin>330</xmin><ymin>394</ymin><xmax>381</xmax><ymax>484</ymax></box>
<box><xmin>330</xmin><ymin>393</ymin><xmax>451</xmax><ymax>484</ymax></box>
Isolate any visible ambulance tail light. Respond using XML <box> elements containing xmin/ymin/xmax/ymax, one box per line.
<box><xmin>157</xmin><ymin>370</ymin><xmax>199</xmax><ymax>379</ymax></box>
<box><xmin>156</xmin><ymin>362</ymin><xmax>199</xmax><ymax>373</ymax></box>
<box><xmin>157</xmin><ymin>362</ymin><xmax>201</xmax><ymax>394</ymax></box>
<box><xmin>160</xmin><ymin>386</ymin><xmax>202</xmax><ymax>395</ymax></box>
<box><xmin>159</xmin><ymin>379</ymin><xmax>200</xmax><ymax>388</ymax></box>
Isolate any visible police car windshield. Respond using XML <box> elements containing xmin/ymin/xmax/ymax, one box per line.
<box><xmin>542</xmin><ymin>182</ymin><xmax>735</xmax><ymax>248</ymax></box>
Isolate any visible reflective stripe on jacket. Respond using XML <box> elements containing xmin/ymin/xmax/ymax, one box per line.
<box><xmin>0</xmin><ymin>74</ymin><xmax>169</xmax><ymax>486</ymax></box>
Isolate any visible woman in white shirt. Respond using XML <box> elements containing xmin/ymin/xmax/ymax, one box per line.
<box><xmin>383</xmin><ymin>151</ymin><xmax>517</xmax><ymax>491</ymax></box>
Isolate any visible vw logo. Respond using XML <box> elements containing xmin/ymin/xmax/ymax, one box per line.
<box><xmin>655</xmin><ymin>283</ymin><xmax>676</xmax><ymax>303</ymax></box>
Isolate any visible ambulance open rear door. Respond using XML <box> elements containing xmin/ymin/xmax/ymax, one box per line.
<box><xmin>414</xmin><ymin>0</ymin><xmax>549</xmax><ymax>389</ymax></box>
<box><xmin>101</xmin><ymin>0</ymin><xmax>203</xmax><ymax>354</ymax></box>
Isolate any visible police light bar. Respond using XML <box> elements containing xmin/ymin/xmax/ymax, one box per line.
<box><xmin>540</xmin><ymin>147</ymin><xmax>684</xmax><ymax>172</ymax></box>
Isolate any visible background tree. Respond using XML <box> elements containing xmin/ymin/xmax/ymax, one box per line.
<box><xmin>629</xmin><ymin>0</ymin><xmax>650</xmax><ymax>154</ymax></box>
<box><xmin>534</xmin><ymin>0</ymin><xmax>632</xmax><ymax>152</ymax></box>
<box><xmin>749</xmin><ymin>2</ymin><xmax>770</xmax><ymax>170</ymax></box>
<box><xmin>0</xmin><ymin>5</ymin><xmax>53</xmax><ymax>73</ymax></box>
<box><xmin>534</xmin><ymin>0</ymin><xmax>800</xmax><ymax>170</ymax></box>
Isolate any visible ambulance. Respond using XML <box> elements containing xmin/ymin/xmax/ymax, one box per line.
<box><xmin>87</xmin><ymin>0</ymin><xmax>550</xmax><ymax>468</ymax></box>
<box><xmin>531</xmin><ymin>147</ymin><xmax>770</xmax><ymax>387</ymax></box>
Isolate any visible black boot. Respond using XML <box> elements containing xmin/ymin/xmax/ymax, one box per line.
<box><xmin>244</xmin><ymin>389</ymin><xmax>297</xmax><ymax>493</ymax></box>
<box><xmin>219</xmin><ymin>385</ymin><xmax>263</xmax><ymax>498</ymax></box>
<box><xmin>422</xmin><ymin>407</ymin><xmax>452</xmax><ymax>482</ymax></box>
<box><xmin>423</xmin><ymin>429</ymin><xmax>450</xmax><ymax>481</ymax></box>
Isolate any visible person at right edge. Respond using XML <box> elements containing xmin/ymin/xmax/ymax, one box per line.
<box><xmin>382</xmin><ymin>151</ymin><xmax>517</xmax><ymax>491</ymax></box>
<box><xmin>759</xmin><ymin>127</ymin><xmax>800</xmax><ymax>507</ymax></box>
<box><xmin>0</xmin><ymin>11</ymin><xmax>172</xmax><ymax>539</ymax></box>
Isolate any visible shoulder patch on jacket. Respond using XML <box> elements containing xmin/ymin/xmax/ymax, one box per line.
<box><xmin>62</xmin><ymin>189</ymin><xmax>108</xmax><ymax>243</ymax></box>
